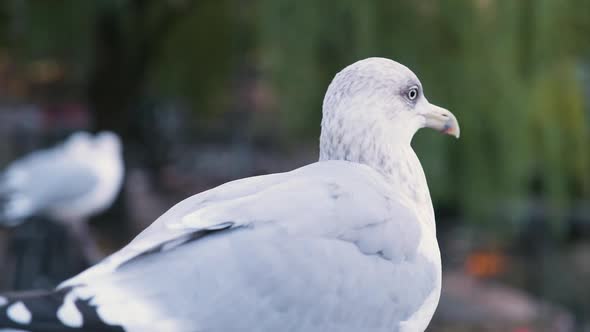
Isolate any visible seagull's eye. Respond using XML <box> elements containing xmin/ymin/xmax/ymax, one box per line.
<box><xmin>406</xmin><ymin>87</ymin><xmax>419</xmax><ymax>101</ymax></box>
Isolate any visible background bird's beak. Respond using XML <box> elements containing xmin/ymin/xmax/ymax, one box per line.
<box><xmin>423</xmin><ymin>104</ymin><xmax>460</xmax><ymax>138</ymax></box>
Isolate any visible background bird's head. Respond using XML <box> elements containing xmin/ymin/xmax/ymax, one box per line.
<box><xmin>95</xmin><ymin>132</ymin><xmax>123</xmax><ymax>154</ymax></box>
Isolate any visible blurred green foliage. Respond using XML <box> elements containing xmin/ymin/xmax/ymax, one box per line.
<box><xmin>1</xmin><ymin>0</ymin><xmax>589</xmax><ymax>229</ymax></box>
<box><xmin>257</xmin><ymin>0</ymin><xmax>590</xmax><ymax>229</ymax></box>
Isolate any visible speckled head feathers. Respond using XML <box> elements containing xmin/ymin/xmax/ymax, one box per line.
<box><xmin>319</xmin><ymin>57</ymin><xmax>459</xmax><ymax>165</ymax></box>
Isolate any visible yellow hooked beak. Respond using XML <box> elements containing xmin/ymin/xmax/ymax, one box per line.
<box><xmin>422</xmin><ymin>104</ymin><xmax>460</xmax><ymax>138</ymax></box>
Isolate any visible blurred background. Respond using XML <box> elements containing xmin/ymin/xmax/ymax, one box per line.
<box><xmin>0</xmin><ymin>0</ymin><xmax>589</xmax><ymax>331</ymax></box>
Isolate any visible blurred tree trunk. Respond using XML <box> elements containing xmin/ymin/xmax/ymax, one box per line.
<box><xmin>89</xmin><ymin>0</ymin><xmax>194</xmax><ymax>136</ymax></box>
<box><xmin>87</xmin><ymin>0</ymin><xmax>197</xmax><ymax>247</ymax></box>
<box><xmin>88</xmin><ymin>7</ymin><xmax>137</xmax><ymax>135</ymax></box>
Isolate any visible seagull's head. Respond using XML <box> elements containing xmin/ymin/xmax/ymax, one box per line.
<box><xmin>67</xmin><ymin>131</ymin><xmax>93</xmax><ymax>145</ymax></box>
<box><xmin>95</xmin><ymin>131</ymin><xmax>123</xmax><ymax>153</ymax></box>
<box><xmin>320</xmin><ymin>57</ymin><xmax>459</xmax><ymax>160</ymax></box>
<box><xmin>65</xmin><ymin>131</ymin><xmax>93</xmax><ymax>152</ymax></box>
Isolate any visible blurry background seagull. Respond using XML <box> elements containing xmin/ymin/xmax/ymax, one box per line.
<box><xmin>0</xmin><ymin>58</ymin><xmax>458</xmax><ymax>332</ymax></box>
<box><xmin>0</xmin><ymin>131</ymin><xmax>125</xmax><ymax>261</ymax></box>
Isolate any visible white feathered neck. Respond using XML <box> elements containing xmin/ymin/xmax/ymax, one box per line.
<box><xmin>318</xmin><ymin>67</ymin><xmax>435</xmax><ymax>229</ymax></box>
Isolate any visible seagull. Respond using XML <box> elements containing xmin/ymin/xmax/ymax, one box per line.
<box><xmin>0</xmin><ymin>131</ymin><xmax>124</xmax><ymax>225</ymax></box>
<box><xmin>0</xmin><ymin>131</ymin><xmax>125</xmax><ymax>260</ymax></box>
<box><xmin>0</xmin><ymin>58</ymin><xmax>459</xmax><ymax>332</ymax></box>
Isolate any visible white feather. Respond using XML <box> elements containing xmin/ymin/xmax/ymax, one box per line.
<box><xmin>6</xmin><ymin>302</ymin><xmax>31</xmax><ymax>325</ymax></box>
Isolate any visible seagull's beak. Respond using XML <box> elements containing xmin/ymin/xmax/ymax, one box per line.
<box><xmin>422</xmin><ymin>103</ymin><xmax>460</xmax><ymax>138</ymax></box>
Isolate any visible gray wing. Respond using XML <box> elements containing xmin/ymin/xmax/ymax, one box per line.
<box><xmin>60</xmin><ymin>161</ymin><xmax>440</xmax><ymax>331</ymax></box>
